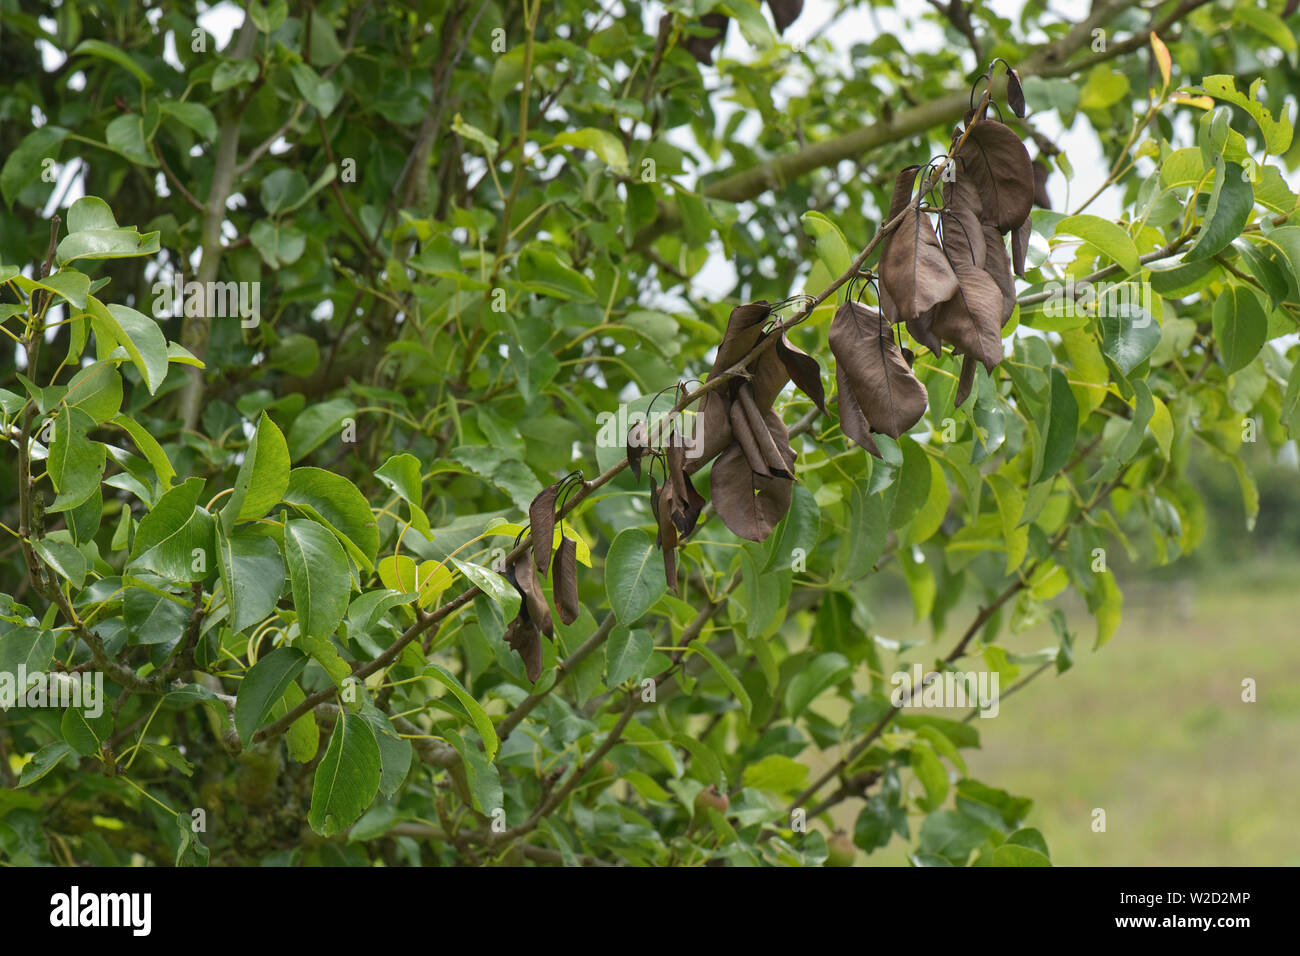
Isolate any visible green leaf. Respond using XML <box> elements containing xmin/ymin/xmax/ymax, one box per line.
<box><xmin>785</xmin><ymin>652</ymin><xmax>851</xmax><ymax>719</ymax></box>
<box><xmin>70</xmin><ymin>39</ymin><xmax>153</xmax><ymax>88</ymax></box>
<box><xmin>741</xmin><ymin>754</ymin><xmax>809</xmax><ymax>795</ymax></box>
<box><xmin>17</xmin><ymin>742</ymin><xmax>75</xmax><ymax>788</ymax></box>
<box><xmin>66</xmin><ymin>197</ymin><xmax>118</xmax><ymax>232</ymax></box>
<box><xmin>675</xmin><ymin>733</ymin><xmax>723</xmax><ymax>787</ymax></box>
<box><xmin>919</xmin><ymin>809</ymin><xmax>994</xmax><ymax>864</ymax></box>
<box><xmin>1078</xmin><ymin>66</ymin><xmax>1129</xmax><ymax>111</ymax></box>
<box><xmin>1212</xmin><ymin>284</ymin><xmax>1268</xmax><ymax>374</ymax></box>
<box><xmin>1183</xmin><ymin>159</ymin><xmax>1254</xmax><ymax>262</ymax></box>
<box><xmin>1199</xmin><ymin>75</ymin><xmax>1293</xmax><ymax>155</ymax></box>
<box><xmin>124</xmin><ymin>578</ymin><xmax>190</xmax><ymax>645</ymax></box>
<box><xmin>1282</xmin><ymin>359</ymin><xmax>1300</xmax><ymax>438</ymax></box>
<box><xmin>283</xmin><ymin>518</ymin><xmax>352</xmax><ymax>639</ymax></box>
<box><xmin>375</xmin><ymin>453</ymin><xmax>429</xmax><ymax>535</ymax></box>
<box><xmin>911</xmin><ymin>740</ymin><xmax>949</xmax><ymax>812</ymax></box>
<box><xmin>689</xmin><ymin>644</ymin><xmax>752</xmax><ymax>719</ymax></box>
<box><xmin>282</xmin><ymin>467</ymin><xmax>379</xmax><ymax>571</ymax></box>
<box><xmin>259</xmin><ymin>168</ymin><xmax>310</xmax><ymax>216</ymax></box>
<box><xmin>1034</xmin><ymin>367</ymin><xmax>1078</xmax><ymax>483</ymax></box>
<box><xmin>453</xmin><ymin>113</ymin><xmax>501</xmax><ymax>155</ymax></box>
<box><xmin>899</xmin><ymin>544</ymin><xmax>936</xmax><ymax>620</ymax></box>
<box><xmin>12</xmin><ymin>270</ymin><xmax>90</xmax><ymax>311</ymax></box>
<box><xmin>800</xmin><ymin>211</ymin><xmax>854</xmax><ymax>277</ymax></box>
<box><xmin>309</xmin><ymin>712</ymin><xmax>382</xmax><ymax>836</ymax></box>
<box><xmin>889</xmin><ymin>438</ymin><xmax>932</xmax><ymax>530</ymax></box>
<box><xmin>141</xmin><ymin>743</ymin><xmax>195</xmax><ymax>777</ymax></box>
<box><xmin>360</xmin><ymin>711</ymin><xmax>412</xmax><ymax>798</ymax></box>
<box><xmin>1055</xmin><ymin>214</ymin><xmax>1139</xmax><ymax>274</ymax></box>
<box><xmin>129</xmin><ymin>477</ymin><xmax>215</xmax><ymax>582</ymax></box>
<box><xmin>0</xmin><ymin>627</ymin><xmax>54</xmax><ymax>675</ymax></box>
<box><xmin>64</xmin><ymin>361</ymin><xmax>121</xmax><ymax>422</ymax></box>
<box><xmin>289</xmin><ymin>62</ymin><xmax>340</xmax><ymax>117</ymax></box>
<box><xmin>1</xmin><ymin>126</ymin><xmax>67</xmax><ymax>208</ymax></box>
<box><xmin>604</xmin><ymin>528</ymin><xmax>667</xmax><ymax>623</ymax></box>
<box><xmin>61</xmin><ymin>706</ymin><xmax>107</xmax><ymax>756</ymax></box>
<box><xmin>855</xmin><ymin>793</ymin><xmax>908</xmax><ymax>853</ymax></box>
<box><xmin>112</xmin><ymin>413</ymin><xmax>176</xmax><ymax>488</ymax></box>
<box><xmin>46</xmin><ymin>404</ymin><xmax>106</xmax><ymax>511</ymax></box>
<box><xmin>297</xmin><ymin>634</ymin><xmax>351</xmax><ymax>689</ymax></box>
<box><xmin>287</xmin><ymin>397</ymin><xmax>355</xmax><ymax>461</ymax></box>
<box><xmin>605</xmin><ymin>627</ymin><xmax>654</xmax><ymax>686</ymax></box>
<box><xmin>443</xmin><ymin>729</ymin><xmax>503</xmax><ymax>815</ymax></box>
<box><xmin>58</xmin><ymin>223</ymin><xmax>160</xmax><ymax>264</ymax></box>
<box><xmin>986</xmin><ymin>473</ymin><xmax>1028</xmax><ymax>573</ymax></box>
<box><xmin>222</xmin><ymin>413</ymin><xmax>290</xmax><ymax>529</ymax></box>
<box><xmin>1089</xmin><ymin>569</ymin><xmax>1123</xmax><ymax>648</ymax></box>
<box><xmin>217</xmin><ymin>527</ymin><xmax>285</xmax><ymax>634</ymax></box>
<box><xmin>274</xmin><ymin>682</ymin><xmax>320</xmax><ymax>763</ymax></box>
<box><xmin>517</xmin><ymin>246</ymin><xmax>595</xmax><ymax>302</ymax></box>
<box><xmin>86</xmin><ymin>298</ymin><xmax>168</xmax><ymax>394</ymax></box>
<box><xmin>158</xmin><ymin>100</ymin><xmax>218</xmax><ymax>141</ymax></box>
<box><xmin>723</xmin><ymin>0</ymin><xmax>776</xmax><ymax>48</ymax></box>
<box><xmin>764</xmin><ymin>483</ymin><xmax>821</xmax><ymax>572</ymax></box>
<box><xmin>105</xmin><ymin>113</ymin><xmax>156</xmax><ymax>166</ymax></box>
<box><xmin>992</xmin><ymin>843</ymin><xmax>1051</xmax><ymax>866</ymax></box>
<box><xmin>834</xmin><ymin>480</ymin><xmax>886</xmax><ymax>585</ymax></box>
<box><xmin>552</xmin><ymin>127</ymin><xmax>629</xmax><ymax>176</ymax></box>
<box><xmin>234</xmin><ymin>647</ymin><xmax>308</xmax><ymax>743</ymax></box>
<box><xmin>33</xmin><ymin>538</ymin><xmax>86</xmax><ymax>589</ymax></box>
<box><xmin>249</xmin><ymin>220</ymin><xmax>306</xmax><ymax>267</ymax></box>
<box><xmin>211</xmin><ymin>59</ymin><xmax>259</xmax><ymax>93</ymax></box>
<box><xmin>423</xmin><ymin>664</ymin><xmax>500</xmax><ymax>761</ymax></box>
<box><xmin>448</xmin><ymin>557</ymin><xmax>521</xmax><ymax>620</ymax></box>
<box><xmin>1098</xmin><ymin>304</ymin><xmax>1160</xmax><ymax>376</ymax></box>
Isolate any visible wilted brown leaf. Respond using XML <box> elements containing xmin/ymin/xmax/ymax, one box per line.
<box><xmin>775</xmin><ymin>333</ymin><xmax>827</xmax><ymax>414</ymax></box>
<box><xmin>552</xmin><ymin>536</ymin><xmax>579</xmax><ymax>626</ymax></box>
<box><xmin>880</xmin><ymin>204</ymin><xmax>961</xmax><ymax>322</ymax></box>
<box><xmin>710</xmin><ymin>438</ymin><xmax>794</xmax><ymax>541</ymax></box>
<box><xmin>955</xmin><ymin>353</ymin><xmax>978</xmax><ymax>408</ymax></box>
<box><xmin>981</xmin><ymin>224</ymin><xmax>1018</xmax><ymax>326</ymax></box>
<box><xmin>627</xmin><ymin>420</ymin><xmax>648</xmax><ymax>483</ymax></box>
<box><xmin>512</xmin><ymin>551</ymin><xmax>553</xmax><ymax>639</ymax></box>
<box><xmin>835</xmin><ymin>359</ymin><xmax>879</xmax><ymax>456</ymax></box>
<box><xmin>506</xmin><ymin>616</ymin><xmax>543</xmax><ymax>682</ymax></box>
<box><xmin>656</xmin><ymin>486</ymin><xmax>680</xmax><ymax>593</ymax></box>
<box><xmin>955</xmin><ymin>118</ymin><xmax>1034</xmax><ymax>231</ymax></box>
<box><xmin>680</xmin><ymin>12</ymin><xmax>729</xmax><ymax>65</ymax></box>
<box><xmin>737</xmin><ymin>382</ymin><xmax>794</xmax><ymax>479</ymax></box>
<box><xmin>830</xmin><ymin>300</ymin><xmax>928</xmax><ymax>442</ymax></box>
<box><xmin>1032</xmin><ymin>159</ymin><xmax>1051</xmax><ymax>210</ymax></box>
<box><xmin>1006</xmin><ymin>68</ymin><xmax>1026</xmax><ymax>118</ymax></box>
<box><xmin>1011</xmin><ymin>213</ymin><xmax>1032</xmax><ymax>277</ymax></box>
<box><xmin>728</xmin><ymin>391</ymin><xmax>772</xmax><ymax>478</ymax></box>
<box><xmin>768</xmin><ymin>0</ymin><xmax>803</xmax><ymax>33</ymax></box>
<box><xmin>529</xmin><ymin>482</ymin><xmax>558</xmax><ymax>575</ymax></box>
<box><xmin>931</xmin><ymin>215</ymin><xmax>1006</xmax><ymax>372</ymax></box>
<box><xmin>711</xmin><ymin>301</ymin><xmax>772</xmax><ymax>374</ymax></box>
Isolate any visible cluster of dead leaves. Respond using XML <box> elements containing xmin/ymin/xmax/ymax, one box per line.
<box><xmin>663</xmin><ymin>0</ymin><xmax>803</xmax><ymax>65</ymax></box>
<box><xmin>499</xmin><ymin>67</ymin><xmax>1056</xmax><ymax>676</ymax></box>
<box><xmin>503</xmin><ymin>479</ymin><xmax>581</xmax><ymax>681</ymax></box>
<box><xmin>849</xmin><ymin>88</ymin><xmax>1048</xmax><ymax>456</ymax></box>
<box><xmin>625</xmin><ymin>302</ymin><xmax>826</xmax><ymax>598</ymax></box>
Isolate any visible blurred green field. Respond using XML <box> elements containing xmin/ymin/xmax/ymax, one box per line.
<box><xmin>835</xmin><ymin>558</ymin><xmax>1300</xmax><ymax>866</ymax></box>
